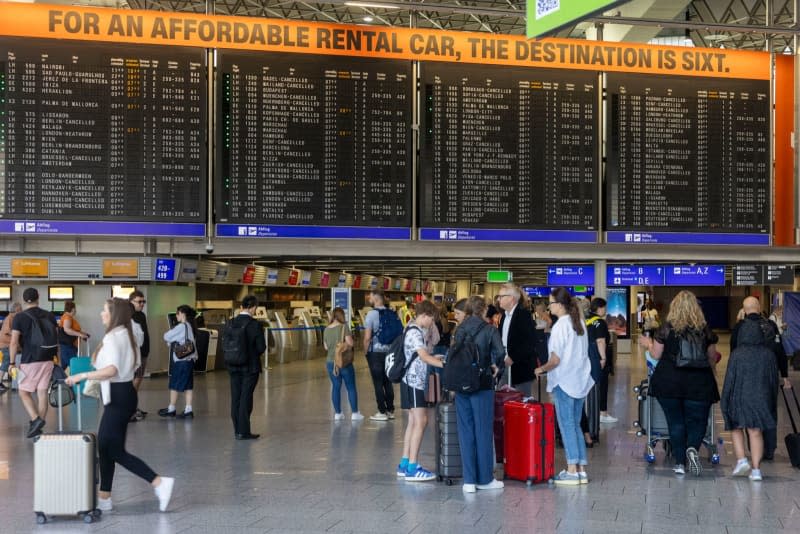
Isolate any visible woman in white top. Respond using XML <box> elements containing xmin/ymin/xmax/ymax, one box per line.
<box><xmin>535</xmin><ymin>287</ymin><xmax>594</xmax><ymax>486</ymax></box>
<box><xmin>66</xmin><ymin>298</ymin><xmax>174</xmax><ymax>513</ymax></box>
<box><xmin>158</xmin><ymin>305</ymin><xmax>197</xmax><ymax>419</ymax></box>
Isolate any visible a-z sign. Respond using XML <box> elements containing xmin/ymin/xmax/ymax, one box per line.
<box><xmin>0</xmin><ymin>2</ymin><xmax>770</xmax><ymax>79</ymax></box>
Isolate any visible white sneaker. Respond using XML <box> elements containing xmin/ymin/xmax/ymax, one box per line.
<box><xmin>370</xmin><ymin>412</ymin><xmax>389</xmax><ymax>421</ymax></box>
<box><xmin>599</xmin><ymin>414</ymin><xmax>618</xmax><ymax>424</ymax></box>
<box><xmin>673</xmin><ymin>464</ymin><xmax>685</xmax><ymax>475</ymax></box>
<box><xmin>686</xmin><ymin>447</ymin><xmax>702</xmax><ymax>476</ymax></box>
<box><xmin>334</xmin><ymin>413</ymin><xmax>344</xmax><ymax>421</ymax></box>
<box><xmin>476</xmin><ymin>479</ymin><xmax>504</xmax><ymax>490</ymax></box>
<box><xmin>97</xmin><ymin>497</ymin><xmax>113</xmax><ymax>512</ymax></box>
<box><xmin>155</xmin><ymin>477</ymin><xmax>174</xmax><ymax>512</ymax></box>
<box><xmin>732</xmin><ymin>459</ymin><xmax>751</xmax><ymax>477</ymax></box>
<box><xmin>578</xmin><ymin>471</ymin><xmax>589</xmax><ymax>484</ymax></box>
<box><xmin>387</xmin><ymin>411</ymin><xmax>396</xmax><ymax>420</ymax></box>
<box><xmin>462</xmin><ymin>483</ymin><xmax>476</xmax><ymax>493</ymax></box>
<box><xmin>351</xmin><ymin>412</ymin><xmax>364</xmax><ymax>421</ymax></box>
<box><xmin>749</xmin><ymin>469</ymin><xmax>763</xmax><ymax>481</ymax></box>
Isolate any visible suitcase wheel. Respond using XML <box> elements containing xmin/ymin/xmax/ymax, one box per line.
<box><xmin>35</xmin><ymin>513</ymin><xmax>47</xmax><ymax>524</ymax></box>
<box><xmin>632</xmin><ymin>420</ymin><xmax>640</xmax><ymax>428</ymax></box>
<box><xmin>437</xmin><ymin>475</ymin><xmax>443</xmax><ymax>482</ymax></box>
<box><xmin>83</xmin><ymin>513</ymin><xmax>94</xmax><ymax>524</ymax></box>
<box><xmin>633</xmin><ymin>386</ymin><xmax>640</xmax><ymax>393</ymax></box>
<box><xmin>526</xmin><ymin>479</ymin><xmax>533</xmax><ymax>487</ymax></box>
<box><xmin>446</xmin><ymin>478</ymin><xmax>453</xmax><ymax>486</ymax></box>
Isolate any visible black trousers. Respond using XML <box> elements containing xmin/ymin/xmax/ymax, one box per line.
<box><xmin>98</xmin><ymin>382</ymin><xmax>157</xmax><ymax>492</ymax></box>
<box><xmin>230</xmin><ymin>371</ymin><xmax>260</xmax><ymax>435</ymax></box>
<box><xmin>366</xmin><ymin>351</ymin><xmax>394</xmax><ymax>414</ymax></box>
<box><xmin>598</xmin><ymin>366</ymin><xmax>611</xmax><ymax>412</ymax></box>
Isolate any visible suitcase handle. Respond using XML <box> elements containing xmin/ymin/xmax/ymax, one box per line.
<box><xmin>54</xmin><ymin>379</ymin><xmax>82</xmax><ymax>433</ymax></box>
<box><xmin>782</xmin><ymin>384</ymin><xmax>800</xmax><ymax>434</ymax></box>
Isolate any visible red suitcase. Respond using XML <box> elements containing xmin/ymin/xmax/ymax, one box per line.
<box><xmin>503</xmin><ymin>400</ymin><xmax>556</xmax><ymax>485</ymax></box>
<box><xmin>494</xmin><ymin>388</ymin><xmax>525</xmax><ymax>462</ymax></box>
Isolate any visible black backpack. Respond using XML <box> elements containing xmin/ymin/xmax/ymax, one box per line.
<box><xmin>25</xmin><ymin>310</ymin><xmax>58</xmax><ymax>362</ymax></box>
<box><xmin>442</xmin><ymin>325</ymin><xmax>485</xmax><ymax>394</ymax></box>
<box><xmin>222</xmin><ymin>317</ymin><xmax>249</xmax><ymax>367</ymax></box>
<box><xmin>384</xmin><ymin>326</ymin><xmax>420</xmax><ymax>383</ymax></box>
<box><xmin>674</xmin><ymin>327</ymin><xmax>709</xmax><ymax>368</ymax></box>
<box><xmin>375</xmin><ymin>308</ymin><xmax>403</xmax><ymax>346</ymax></box>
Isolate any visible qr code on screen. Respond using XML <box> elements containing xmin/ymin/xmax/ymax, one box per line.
<box><xmin>536</xmin><ymin>0</ymin><xmax>560</xmax><ymax>19</ymax></box>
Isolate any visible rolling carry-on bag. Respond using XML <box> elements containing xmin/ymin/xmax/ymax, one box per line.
<box><xmin>33</xmin><ymin>380</ymin><xmax>99</xmax><ymax>524</ymax></box>
<box><xmin>503</xmin><ymin>400</ymin><xmax>556</xmax><ymax>485</ymax></box>
<box><xmin>435</xmin><ymin>400</ymin><xmax>462</xmax><ymax>484</ymax></box>
<box><xmin>494</xmin><ymin>386</ymin><xmax>524</xmax><ymax>462</ymax></box>
<box><xmin>781</xmin><ymin>384</ymin><xmax>800</xmax><ymax>467</ymax></box>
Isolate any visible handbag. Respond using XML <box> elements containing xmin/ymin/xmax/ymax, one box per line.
<box><xmin>333</xmin><ymin>324</ymin><xmax>353</xmax><ymax>374</ymax></box>
<box><xmin>171</xmin><ymin>323</ymin><xmax>195</xmax><ymax>360</ymax></box>
<box><xmin>82</xmin><ymin>378</ymin><xmax>101</xmax><ymax>399</ymax></box>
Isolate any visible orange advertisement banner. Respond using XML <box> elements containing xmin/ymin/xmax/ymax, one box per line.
<box><xmin>0</xmin><ymin>2</ymin><xmax>770</xmax><ymax>79</ymax></box>
<box><xmin>102</xmin><ymin>259</ymin><xmax>139</xmax><ymax>278</ymax></box>
<box><xmin>11</xmin><ymin>258</ymin><xmax>49</xmax><ymax>278</ymax></box>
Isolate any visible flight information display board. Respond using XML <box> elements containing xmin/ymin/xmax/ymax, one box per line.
<box><xmin>0</xmin><ymin>39</ymin><xmax>206</xmax><ymax>237</ymax></box>
<box><xmin>215</xmin><ymin>51</ymin><xmax>412</xmax><ymax>240</ymax></box>
<box><xmin>419</xmin><ymin>62</ymin><xmax>598</xmax><ymax>243</ymax></box>
<box><xmin>606</xmin><ymin>74</ymin><xmax>770</xmax><ymax>245</ymax></box>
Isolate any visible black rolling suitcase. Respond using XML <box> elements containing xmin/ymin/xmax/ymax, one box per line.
<box><xmin>435</xmin><ymin>401</ymin><xmax>462</xmax><ymax>485</ymax></box>
<box><xmin>585</xmin><ymin>384</ymin><xmax>600</xmax><ymax>443</ymax></box>
<box><xmin>781</xmin><ymin>384</ymin><xmax>800</xmax><ymax>467</ymax></box>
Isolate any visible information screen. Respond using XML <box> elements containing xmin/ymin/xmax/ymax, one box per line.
<box><xmin>419</xmin><ymin>62</ymin><xmax>597</xmax><ymax>235</ymax></box>
<box><xmin>606</xmin><ymin>74</ymin><xmax>769</xmax><ymax>242</ymax></box>
<box><xmin>0</xmin><ymin>39</ymin><xmax>206</xmax><ymax>236</ymax></box>
<box><xmin>216</xmin><ymin>51</ymin><xmax>412</xmax><ymax>239</ymax></box>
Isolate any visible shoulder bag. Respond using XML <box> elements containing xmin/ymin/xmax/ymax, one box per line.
<box><xmin>334</xmin><ymin>324</ymin><xmax>353</xmax><ymax>374</ymax></box>
<box><xmin>171</xmin><ymin>323</ymin><xmax>195</xmax><ymax>360</ymax></box>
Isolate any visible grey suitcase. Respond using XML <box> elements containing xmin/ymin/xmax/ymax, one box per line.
<box><xmin>435</xmin><ymin>401</ymin><xmax>462</xmax><ymax>485</ymax></box>
<box><xmin>33</xmin><ymin>380</ymin><xmax>99</xmax><ymax>524</ymax></box>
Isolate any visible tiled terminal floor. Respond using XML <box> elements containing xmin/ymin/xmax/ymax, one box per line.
<box><xmin>2</xmin><ymin>334</ymin><xmax>800</xmax><ymax>533</ymax></box>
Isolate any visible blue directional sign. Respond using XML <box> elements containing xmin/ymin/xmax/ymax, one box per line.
<box><xmin>664</xmin><ymin>265</ymin><xmax>726</xmax><ymax>286</ymax></box>
<box><xmin>547</xmin><ymin>265</ymin><xmax>595</xmax><ymax>286</ymax></box>
<box><xmin>607</xmin><ymin>265</ymin><xmax>666</xmax><ymax>286</ymax></box>
<box><xmin>153</xmin><ymin>258</ymin><xmax>177</xmax><ymax>282</ymax></box>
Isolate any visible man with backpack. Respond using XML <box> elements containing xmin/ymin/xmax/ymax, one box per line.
<box><xmin>363</xmin><ymin>290</ymin><xmax>402</xmax><ymax>421</ymax></box>
<box><xmin>222</xmin><ymin>295</ymin><xmax>267</xmax><ymax>440</ymax></box>
<box><xmin>7</xmin><ymin>288</ymin><xmax>59</xmax><ymax>438</ymax></box>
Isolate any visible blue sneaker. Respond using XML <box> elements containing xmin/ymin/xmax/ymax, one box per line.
<box><xmin>396</xmin><ymin>464</ymin><xmax>408</xmax><ymax>478</ymax></box>
<box><xmin>405</xmin><ymin>466</ymin><xmax>436</xmax><ymax>482</ymax></box>
<box><xmin>553</xmin><ymin>470</ymin><xmax>581</xmax><ymax>486</ymax></box>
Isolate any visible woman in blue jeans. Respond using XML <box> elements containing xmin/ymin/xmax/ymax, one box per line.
<box><xmin>639</xmin><ymin>290</ymin><xmax>719</xmax><ymax>476</ymax></box>
<box><xmin>452</xmin><ymin>296</ymin><xmax>506</xmax><ymax>493</ymax></box>
<box><xmin>535</xmin><ymin>287</ymin><xmax>594</xmax><ymax>486</ymax></box>
<box><xmin>323</xmin><ymin>308</ymin><xmax>363</xmax><ymax>421</ymax></box>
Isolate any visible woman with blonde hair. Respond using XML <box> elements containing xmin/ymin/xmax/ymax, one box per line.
<box><xmin>323</xmin><ymin>307</ymin><xmax>362</xmax><ymax>421</ymax></box>
<box><xmin>66</xmin><ymin>298</ymin><xmax>174</xmax><ymax>512</ymax></box>
<box><xmin>638</xmin><ymin>290</ymin><xmax>720</xmax><ymax>477</ymax></box>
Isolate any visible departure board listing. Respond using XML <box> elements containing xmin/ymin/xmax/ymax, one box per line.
<box><xmin>0</xmin><ymin>38</ymin><xmax>207</xmax><ymax>231</ymax></box>
<box><xmin>419</xmin><ymin>63</ymin><xmax>598</xmax><ymax>232</ymax></box>
<box><xmin>607</xmin><ymin>265</ymin><xmax>666</xmax><ymax>286</ymax></box>
<box><xmin>216</xmin><ymin>224</ymin><xmax>411</xmax><ymax>240</ymax></box>
<box><xmin>419</xmin><ymin>228</ymin><xmax>596</xmax><ymax>243</ymax></box>
<box><xmin>765</xmin><ymin>265</ymin><xmax>794</xmax><ymax>285</ymax></box>
<box><xmin>547</xmin><ymin>265</ymin><xmax>595</xmax><ymax>286</ymax></box>
<box><xmin>732</xmin><ymin>265</ymin><xmax>763</xmax><ymax>286</ymax></box>
<box><xmin>606</xmin><ymin>74</ymin><xmax>770</xmax><ymax>239</ymax></box>
<box><xmin>0</xmin><ymin>4</ymin><xmax>771</xmax><ymax>79</ymax></box>
<box><xmin>606</xmin><ymin>231</ymin><xmax>770</xmax><ymax>246</ymax></box>
<box><xmin>216</xmin><ymin>52</ymin><xmax>412</xmax><ymax>232</ymax></box>
<box><xmin>664</xmin><ymin>265</ymin><xmax>725</xmax><ymax>286</ymax></box>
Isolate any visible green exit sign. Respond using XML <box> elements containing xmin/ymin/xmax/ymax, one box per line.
<box><xmin>487</xmin><ymin>270</ymin><xmax>513</xmax><ymax>283</ymax></box>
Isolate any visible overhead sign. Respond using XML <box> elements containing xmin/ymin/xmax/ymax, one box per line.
<box><xmin>732</xmin><ymin>265</ymin><xmax>763</xmax><ymax>286</ymax></box>
<box><xmin>665</xmin><ymin>265</ymin><xmax>725</xmax><ymax>286</ymax></box>
<box><xmin>527</xmin><ymin>0</ymin><xmax>627</xmax><ymax>38</ymax></box>
<box><xmin>607</xmin><ymin>265</ymin><xmax>665</xmax><ymax>286</ymax></box>
<box><xmin>154</xmin><ymin>258</ymin><xmax>178</xmax><ymax>282</ymax></box>
<box><xmin>547</xmin><ymin>265</ymin><xmax>594</xmax><ymax>286</ymax></box>
<box><xmin>102</xmin><ymin>259</ymin><xmax>139</xmax><ymax>278</ymax></box>
<box><xmin>487</xmin><ymin>270</ymin><xmax>513</xmax><ymax>283</ymax></box>
<box><xmin>766</xmin><ymin>265</ymin><xmax>794</xmax><ymax>286</ymax></box>
<box><xmin>10</xmin><ymin>258</ymin><xmax>49</xmax><ymax>278</ymax></box>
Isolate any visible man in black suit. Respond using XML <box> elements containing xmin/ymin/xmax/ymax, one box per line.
<box><xmin>498</xmin><ymin>284</ymin><xmax>538</xmax><ymax>396</ymax></box>
<box><xmin>224</xmin><ymin>295</ymin><xmax>267</xmax><ymax>440</ymax></box>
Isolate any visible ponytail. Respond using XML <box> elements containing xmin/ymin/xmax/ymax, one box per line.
<box><xmin>551</xmin><ymin>287</ymin><xmax>585</xmax><ymax>336</ymax></box>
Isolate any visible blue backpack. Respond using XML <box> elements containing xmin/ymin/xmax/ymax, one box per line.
<box><xmin>375</xmin><ymin>308</ymin><xmax>403</xmax><ymax>346</ymax></box>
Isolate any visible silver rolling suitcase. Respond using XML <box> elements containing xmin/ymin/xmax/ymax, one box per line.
<box><xmin>33</xmin><ymin>380</ymin><xmax>99</xmax><ymax>524</ymax></box>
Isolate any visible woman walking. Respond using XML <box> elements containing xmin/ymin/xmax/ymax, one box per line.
<box><xmin>721</xmin><ymin>319</ymin><xmax>779</xmax><ymax>481</ymax></box>
<box><xmin>159</xmin><ymin>305</ymin><xmax>197</xmax><ymax>419</ymax></box>
<box><xmin>65</xmin><ymin>298</ymin><xmax>174</xmax><ymax>512</ymax></box>
<box><xmin>452</xmin><ymin>296</ymin><xmax>506</xmax><ymax>493</ymax></box>
<box><xmin>535</xmin><ymin>287</ymin><xmax>594</xmax><ymax>486</ymax></box>
<box><xmin>323</xmin><ymin>307</ymin><xmax>363</xmax><ymax>421</ymax></box>
<box><xmin>638</xmin><ymin>290</ymin><xmax>720</xmax><ymax>476</ymax></box>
